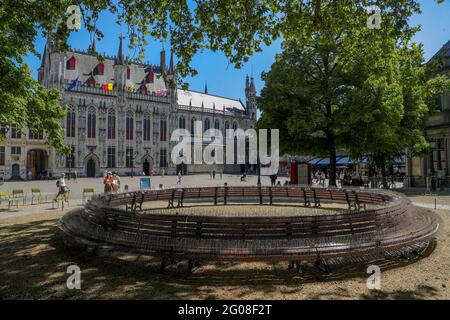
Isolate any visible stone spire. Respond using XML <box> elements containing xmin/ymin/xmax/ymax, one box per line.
<box><xmin>169</xmin><ymin>50</ymin><xmax>174</xmax><ymax>74</ymax></box>
<box><xmin>117</xmin><ymin>34</ymin><xmax>124</xmax><ymax>65</ymax></box>
<box><xmin>204</xmin><ymin>82</ymin><xmax>208</xmax><ymax>94</ymax></box>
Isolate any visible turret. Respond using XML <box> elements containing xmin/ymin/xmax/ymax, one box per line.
<box><xmin>114</xmin><ymin>34</ymin><xmax>127</xmax><ymax>97</ymax></box>
<box><xmin>245</xmin><ymin>75</ymin><xmax>257</xmax><ymax>120</ymax></box>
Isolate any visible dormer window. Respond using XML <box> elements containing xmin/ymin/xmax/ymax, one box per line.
<box><xmin>66</xmin><ymin>56</ymin><xmax>76</xmax><ymax>70</ymax></box>
<box><xmin>85</xmin><ymin>76</ymin><xmax>96</xmax><ymax>87</ymax></box>
<box><xmin>147</xmin><ymin>70</ymin><xmax>154</xmax><ymax>83</ymax></box>
<box><xmin>139</xmin><ymin>84</ymin><xmax>148</xmax><ymax>94</ymax></box>
<box><xmin>96</xmin><ymin>63</ymin><xmax>104</xmax><ymax>75</ymax></box>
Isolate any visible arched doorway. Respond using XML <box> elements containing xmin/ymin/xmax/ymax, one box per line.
<box><xmin>87</xmin><ymin>159</ymin><xmax>96</xmax><ymax>177</ymax></box>
<box><xmin>84</xmin><ymin>153</ymin><xmax>100</xmax><ymax>178</ymax></box>
<box><xmin>27</xmin><ymin>149</ymin><xmax>48</xmax><ymax>179</ymax></box>
<box><xmin>11</xmin><ymin>164</ymin><xmax>20</xmax><ymax>180</ymax></box>
<box><xmin>142</xmin><ymin>156</ymin><xmax>154</xmax><ymax>176</ymax></box>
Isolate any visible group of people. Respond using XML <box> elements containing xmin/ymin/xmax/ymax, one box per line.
<box><xmin>338</xmin><ymin>170</ymin><xmax>364</xmax><ymax>187</ymax></box>
<box><xmin>313</xmin><ymin>170</ymin><xmax>327</xmax><ymax>186</ymax></box>
<box><xmin>103</xmin><ymin>171</ymin><xmax>121</xmax><ymax>193</ymax></box>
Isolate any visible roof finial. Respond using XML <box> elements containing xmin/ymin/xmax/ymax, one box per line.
<box><xmin>204</xmin><ymin>81</ymin><xmax>208</xmax><ymax>94</ymax></box>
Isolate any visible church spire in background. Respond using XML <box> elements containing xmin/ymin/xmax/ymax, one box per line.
<box><xmin>204</xmin><ymin>81</ymin><xmax>208</xmax><ymax>94</ymax></box>
<box><xmin>169</xmin><ymin>50</ymin><xmax>174</xmax><ymax>74</ymax></box>
<box><xmin>117</xmin><ymin>34</ymin><xmax>124</xmax><ymax>65</ymax></box>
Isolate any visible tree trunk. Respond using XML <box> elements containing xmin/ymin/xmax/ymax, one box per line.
<box><xmin>329</xmin><ymin>146</ymin><xmax>337</xmax><ymax>187</ymax></box>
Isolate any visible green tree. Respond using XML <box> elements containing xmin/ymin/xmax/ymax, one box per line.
<box><xmin>0</xmin><ymin>0</ymin><xmax>447</xmax><ymax>152</ymax></box>
<box><xmin>257</xmin><ymin>1</ymin><xmax>450</xmax><ymax>186</ymax></box>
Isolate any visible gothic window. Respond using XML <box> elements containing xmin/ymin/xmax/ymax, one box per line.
<box><xmin>107</xmin><ymin>110</ymin><xmax>116</xmax><ymax>140</ymax></box>
<box><xmin>204</xmin><ymin>118</ymin><xmax>210</xmax><ymax>131</ymax></box>
<box><xmin>65</xmin><ymin>146</ymin><xmax>75</xmax><ymax>168</ymax></box>
<box><xmin>160</xmin><ymin>119</ymin><xmax>167</xmax><ymax>142</ymax></box>
<box><xmin>233</xmin><ymin>122</ymin><xmax>238</xmax><ymax>131</ymax></box>
<box><xmin>191</xmin><ymin>117</ymin><xmax>196</xmax><ymax>133</ymax></box>
<box><xmin>147</xmin><ymin>70</ymin><xmax>154</xmax><ymax>83</ymax></box>
<box><xmin>126</xmin><ymin>147</ymin><xmax>134</xmax><ymax>168</ymax></box>
<box><xmin>87</xmin><ymin>108</ymin><xmax>96</xmax><ymax>139</ymax></box>
<box><xmin>126</xmin><ymin>111</ymin><xmax>134</xmax><ymax>140</ymax></box>
<box><xmin>144</xmin><ymin>113</ymin><xmax>151</xmax><ymax>141</ymax></box>
<box><xmin>160</xmin><ymin>148</ymin><xmax>168</xmax><ymax>168</ymax></box>
<box><xmin>11</xmin><ymin>146</ymin><xmax>21</xmax><ymax>155</ymax></box>
<box><xmin>139</xmin><ymin>84</ymin><xmax>147</xmax><ymax>94</ymax></box>
<box><xmin>66</xmin><ymin>56</ymin><xmax>76</xmax><ymax>70</ymax></box>
<box><xmin>96</xmin><ymin>63</ymin><xmax>104</xmax><ymax>75</ymax></box>
<box><xmin>107</xmin><ymin>146</ymin><xmax>116</xmax><ymax>168</ymax></box>
<box><xmin>225</xmin><ymin>121</ymin><xmax>230</xmax><ymax>130</ymax></box>
<box><xmin>29</xmin><ymin>130</ymin><xmax>44</xmax><ymax>140</ymax></box>
<box><xmin>215</xmin><ymin>119</ymin><xmax>220</xmax><ymax>130</ymax></box>
<box><xmin>85</xmin><ymin>76</ymin><xmax>96</xmax><ymax>87</ymax></box>
<box><xmin>179</xmin><ymin>116</ymin><xmax>186</xmax><ymax>129</ymax></box>
<box><xmin>10</xmin><ymin>125</ymin><xmax>21</xmax><ymax>139</ymax></box>
<box><xmin>66</xmin><ymin>106</ymin><xmax>76</xmax><ymax>138</ymax></box>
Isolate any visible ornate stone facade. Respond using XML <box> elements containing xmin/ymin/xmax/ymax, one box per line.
<box><xmin>0</xmin><ymin>37</ymin><xmax>256</xmax><ymax>179</ymax></box>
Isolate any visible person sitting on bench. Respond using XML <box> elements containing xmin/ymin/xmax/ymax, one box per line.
<box><xmin>240</xmin><ymin>172</ymin><xmax>247</xmax><ymax>182</ymax></box>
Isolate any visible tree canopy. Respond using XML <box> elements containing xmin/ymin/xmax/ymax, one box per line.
<box><xmin>257</xmin><ymin>1</ymin><xmax>450</xmax><ymax>185</ymax></box>
<box><xmin>0</xmin><ymin>0</ymin><xmax>447</xmax><ymax>152</ymax></box>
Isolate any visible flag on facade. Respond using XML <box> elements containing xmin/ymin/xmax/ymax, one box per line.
<box><xmin>155</xmin><ymin>87</ymin><xmax>167</xmax><ymax>97</ymax></box>
<box><xmin>67</xmin><ymin>77</ymin><xmax>78</xmax><ymax>91</ymax></box>
<box><xmin>103</xmin><ymin>83</ymin><xmax>114</xmax><ymax>92</ymax></box>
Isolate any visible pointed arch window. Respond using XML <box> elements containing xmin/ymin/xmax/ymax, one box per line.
<box><xmin>204</xmin><ymin>118</ymin><xmax>210</xmax><ymax>131</ymax></box>
<box><xmin>107</xmin><ymin>109</ymin><xmax>116</xmax><ymax>139</ymax></box>
<box><xmin>160</xmin><ymin>119</ymin><xmax>167</xmax><ymax>142</ymax></box>
<box><xmin>66</xmin><ymin>56</ymin><xmax>76</xmax><ymax>70</ymax></box>
<box><xmin>179</xmin><ymin>116</ymin><xmax>186</xmax><ymax>129</ymax></box>
<box><xmin>191</xmin><ymin>117</ymin><xmax>196</xmax><ymax>133</ymax></box>
<box><xmin>87</xmin><ymin>108</ymin><xmax>96</xmax><ymax>138</ymax></box>
<box><xmin>96</xmin><ymin>63</ymin><xmax>104</xmax><ymax>75</ymax></box>
<box><xmin>139</xmin><ymin>84</ymin><xmax>148</xmax><ymax>94</ymax></box>
<box><xmin>215</xmin><ymin>119</ymin><xmax>220</xmax><ymax>130</ymax></box>
<box><xmin>66</xmin><ymin>106</ymin><xmax>76</xmax><ymax>138</ymax></box>
<box><xmin>126</xmin><ymin>111</ymin><xmax>134</xmax><ymax>140</ymax></box>
<box><xmin>85</xmin><ymin>76</ymin><xmax>96</xmax><ymax>87</ymax></box>
<box><xmin>144</xmin><ymin>113</ymin><xmax>151</xmax><ymax>141</ymax></box>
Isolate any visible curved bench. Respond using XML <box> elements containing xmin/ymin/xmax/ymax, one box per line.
<box><xmin>59</xmin><ymin>187</ymin><xmax>440</xmax><ymax>273</ymax></box>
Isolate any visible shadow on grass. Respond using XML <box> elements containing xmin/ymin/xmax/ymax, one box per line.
<box><xmin>0</xmin><ymin>218</ymin><xmax>442</xmax><ymax>300</ymax></box>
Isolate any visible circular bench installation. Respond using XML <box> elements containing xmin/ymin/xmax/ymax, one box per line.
<box><xmin>59</xmin><ymin>186</ymin><xmax>440</xmax><ymax>273</ymax></box>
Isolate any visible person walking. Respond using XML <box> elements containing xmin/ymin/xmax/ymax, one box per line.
<box><xmin>212</xmin><ymin>169</ymin><xmax>216</xmax><ymax>180</ymax></box>
<box><xmin>177</xmin><ymin>171</ymin><xmax>182</xmax><ymax>185</ymax></box>
<box><xmin>73</xmin><ymin>170</ymin><xmax>78</xmax><ymax>183</ymax></box>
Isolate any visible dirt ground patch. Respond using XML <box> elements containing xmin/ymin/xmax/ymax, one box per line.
<box><xmin>0</xmin><ymin>208</ymin><xmax>449</xmax><ymax>300</ymax></box>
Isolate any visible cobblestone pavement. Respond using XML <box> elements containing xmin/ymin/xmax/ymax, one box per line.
<box><xmin>0</xmin><ymin>174</ymin><xmax>288</xmax><ymax>218</ymax></box>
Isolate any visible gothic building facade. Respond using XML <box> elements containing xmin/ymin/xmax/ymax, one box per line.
<box><xmin>0</xmin><ymin>37</ymin><xmax>257</xmax><ymax>179</ymax></box>
<box><xmin>406</xmin><ymin>40</ymin><xmax>450</xmax><ymax>187</ymax></box>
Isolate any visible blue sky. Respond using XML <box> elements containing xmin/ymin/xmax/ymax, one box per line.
<box><xmin>25</xmin><ymin>0</ymin><xmax>450</xmax><ymax>102</ymax></box>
